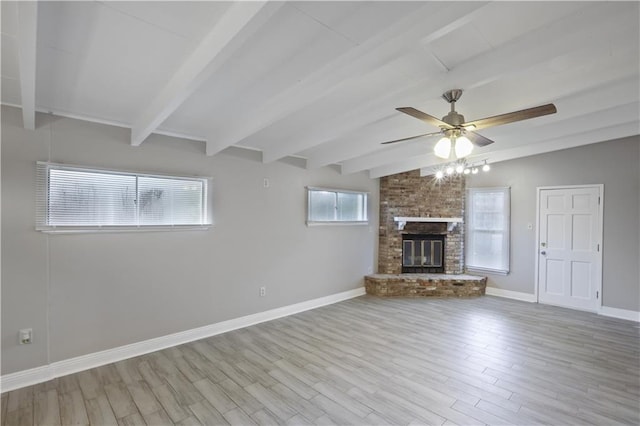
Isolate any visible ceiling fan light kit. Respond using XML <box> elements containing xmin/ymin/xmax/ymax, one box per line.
<box><xmin>454</xmin><ymin>136</ymin><xmax>473</xmax><ymax>158</ymax></box>
<box><xmin>434</xmin><ymin>131</ymin><xmax>473</xmax><ymax>159</ymax></box>
<box><xmin>434</xmin><ymin>137</ymin><xmax>452</xmax><ymax>158</ymax></box>
<box><xmin>383</xmin><ymin>89</ymin><xmax>557</xmax><ymax>161</ymax></box>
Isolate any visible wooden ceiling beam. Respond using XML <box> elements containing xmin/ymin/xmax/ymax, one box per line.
<box><xmin>264</xmin><ymin>2</ymin><xmax>625</xmax><ymax>165</ymax></box>
<box><xmin>130</xmin><ymin>1</ymin><xmax>283</xmax><ymax>147</ymax></box>
<box><xmin>16</xmin><ymin>1</ymin><xmax>38</xmax><ymax>130</ymax></box>
<box><xmin>204</xmin><ymin>2</ymin><xmax>489</xmax><ymax>158</ymax></box>
<box><xmin>308</xmin><ymin>3</ymin><xmax>637</xmax><ymax>174</ymax></box>
<box><xmin>341</xmin><ymin>71</ymin><xmax>639</xmax><ymax>175</ymax></box>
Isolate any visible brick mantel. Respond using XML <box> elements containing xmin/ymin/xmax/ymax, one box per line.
<box><xmin>378</xmin><ymin>170</ymin><xmax>465</xmax><ymax>274</ymax></box>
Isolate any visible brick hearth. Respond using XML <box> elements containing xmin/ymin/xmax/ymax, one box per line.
<box><xmin>365</xmin><ymin>274</ymin><xmax>487</xmax><ymax>297</ymax></box>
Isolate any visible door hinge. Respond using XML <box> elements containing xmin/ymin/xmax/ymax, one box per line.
<box><xmin>596</xmin><ymin>291</ymin><xmax>599</xmax><ymax>299</ymax></box>
<box><xmin>598</xmin><ymin>196</ymin><xmax>601</xmax><ymax>205</ymax></box>
<box><xmin>597</xmin><ymin>243</ymin><xmax>600</xmax><ymax>252</ymax></box>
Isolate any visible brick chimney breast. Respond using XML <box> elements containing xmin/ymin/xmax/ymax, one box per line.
<box><xmin>378</xmin><ymin>170</ymin><xmax>465</xmax><ymax>274</ymax></box>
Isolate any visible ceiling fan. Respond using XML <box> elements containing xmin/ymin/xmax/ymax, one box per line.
<box><xmin>382</xmin><ymin>89</ymin><xmax>557</xmax><ymax>159</ymax></box>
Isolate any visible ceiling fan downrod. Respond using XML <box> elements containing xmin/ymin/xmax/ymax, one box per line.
<box><xmin>441</xmin><ymin>89</ymin><xmax>465</xmax><ymax>126</ymax></box>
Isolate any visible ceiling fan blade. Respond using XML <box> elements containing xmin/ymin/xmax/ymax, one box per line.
<box><xmin>381</xmin><ymin>131</ymin><xmax>442</xmax><ymax>145</ymax></box>
<box><xmin>462</xmin><ymin>103</ymin><xmax>557</xmax><ymax>131</ymax></box>
<box><xmin>396</xmin><ymin>107</ymin><xmax>454</xmax><ymax>129</ymax></box>
<box><xmin>465</xmin><ymin>131</ymin><xmax>494</xmax><ymax>147</ymax></box>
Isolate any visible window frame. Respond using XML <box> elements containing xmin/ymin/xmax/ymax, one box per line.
<box><xmin>36</xmin><ymin>162</ymin><xmax>212</xmax><ymax>233</ymax></box>
<box><xmin>306</xmin><ymin>186</ymin><xmax>369</xmax><ymax>226</ymax></box>
<box><xmin>465</xmin><ymin>186</ymin><xmax>511</xmax><ymax>275</ymax></box>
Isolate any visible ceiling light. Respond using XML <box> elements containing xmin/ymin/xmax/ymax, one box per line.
<box><xmin>434</xmin><ymin>159</ymin><xmax>491</xmax><ymax>179</ymax></box>
<box><xmin>455</xmin><ymin>136</ymin><xmax>473</xmax><ymax>158</ymax></box>
<box><xmin>434</xmin><ymin>137</ymin><xmax>452</xmax><ymax>159</ymax></box>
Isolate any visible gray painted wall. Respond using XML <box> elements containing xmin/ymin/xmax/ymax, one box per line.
<box><xmin>3</xmin><ymin>103</ymin><xmax>638</xmax><ymax>377</ymax></box>
<box><xmin>1</xmin><ymin>106</ymin><xmax>378</xmax><ymax>375</ymax></box>
<box><xmin>467</xmin><ymin>136</ymin><xmax>640</xmax><ymax>311</ymax></box>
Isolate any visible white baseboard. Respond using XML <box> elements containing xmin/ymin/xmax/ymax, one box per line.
<box><xmin>600</xmin><ymin>306</ymin><xmax>640</xmax><ymax>322</ymax></box>
<box><xmin>485</xmin><ymin>287</ymin><xmax>640</xmax><ymax>322</ymax></box>
<box><xmin>485</xmin><ymin>287</ymin><xmax>537</xmax><ymax>303</ymax></box>
<box><xmin>1</xmin><ymin>287</ymin><xmax>366</xmax><ymax>393</ymax></box>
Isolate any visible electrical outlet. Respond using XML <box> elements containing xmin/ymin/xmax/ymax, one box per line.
<box><xmin>263</xmin><ymin>178</ymin><xmax>270</xmax><ymax>188</ymax></box>
<box><xmin>19</xmin><ymin>328</ymin><xmax>33</xmax><ymax>345</ymax></box>
<box><xmin>259</xmin><ymin>286</ymin><xmax>266</xmax><ymax>297</ymax></box>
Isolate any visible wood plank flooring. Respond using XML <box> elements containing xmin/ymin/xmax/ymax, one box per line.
<box><xmin>2</xmin><ymin>295</ymin><xmax>639</xmax><ymax>425</ymax></box>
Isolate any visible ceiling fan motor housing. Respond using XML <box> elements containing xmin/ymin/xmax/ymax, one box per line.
<box><xmin>442</xmin><ymin>111</ymin><xmax>465</xmax><ymax>127</ymax></box>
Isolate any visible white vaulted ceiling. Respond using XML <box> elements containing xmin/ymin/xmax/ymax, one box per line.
<box><xmin>2</xmin><ymin>1</ymin><xmax>639</xmax><ymax>178</ymax></box>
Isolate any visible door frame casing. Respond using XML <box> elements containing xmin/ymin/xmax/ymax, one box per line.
<box><xmin>534</xmin><ymin>184</ymin><xmax>604</xmax><ymax>312</ymax></box>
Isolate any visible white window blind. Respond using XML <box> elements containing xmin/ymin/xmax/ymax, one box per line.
<box><xmin>36</xmin><ymin>162</ymin><xmax>211</xmax><ymax>231</ymax></box>
<box><xmin>465</xmin><ymin>187</ymin><xmax>510</xmax><ymax>274</ymax></box>
<box><xmin>307</xmin><ymin>187</ymin><xmax>368</xmax><ymax>224</ymax></box>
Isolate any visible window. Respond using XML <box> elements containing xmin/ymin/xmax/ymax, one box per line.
<box><xmin>307</xmin><ymin>187</ymin><xmax>368</xmax><ymax>224</ymax></box>
<box><xmin>36</xmin><ymin>162</ymin><xmax>211</xmax><ymax>231</ymax></box>
<box><xmin>466</xmin><ymin>187</ymin><xmax>510</xmax><ymax>274</ymax></box>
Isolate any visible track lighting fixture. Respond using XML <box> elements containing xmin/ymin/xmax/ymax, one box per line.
<box><xmin>431</xmin><ymin>159</ymin><xmax>492</xmax><ymax>180</ymax></box>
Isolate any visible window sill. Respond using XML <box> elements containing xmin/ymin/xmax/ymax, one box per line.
<box><xmin>466</xmin><ymin>266</ymin><xmax>509</xmax><ymax>276</ymax></box>
<box><xmin>36</xmin><ymin>225</ymin><xmax>211</xmax><ymax>234</ymax></box>
<box><xmin>306</xmin><ymin>221</ymin><xmax>369</xmax><ymax>227</ymax></box>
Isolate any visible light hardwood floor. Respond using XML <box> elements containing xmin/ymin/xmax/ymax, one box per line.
<box><xmin>2</xmin><ymin>295</ymin><xmax>639</xmax><ymax>425</ymax></box>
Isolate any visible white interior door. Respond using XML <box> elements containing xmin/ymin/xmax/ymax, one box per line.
<box><xmin>537</xmin><ymin>186</ymin><xmax>602</xmax><ymax>312</ymax></box>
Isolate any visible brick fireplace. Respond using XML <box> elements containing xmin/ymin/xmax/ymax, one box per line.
<box><xmin>367</xmin><ymin>170</ymin><xmax>487</xmax><ymax>298</ymax></box>
<box><xmin>378</xmin><ymin>170</ymin><xmax>465</xmax><ymax>275</ymax></box>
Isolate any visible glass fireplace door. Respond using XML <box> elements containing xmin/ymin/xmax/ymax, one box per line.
<box><xmin>402</xmin><ymin>235</ymin><xmax>445</xmax><ymax>273</ymax></box>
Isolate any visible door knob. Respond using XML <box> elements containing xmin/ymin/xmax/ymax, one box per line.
<box><xmin>541</xmin><ymin>251</ymin><xmax>547</xmax><ymax>255</ymax></box>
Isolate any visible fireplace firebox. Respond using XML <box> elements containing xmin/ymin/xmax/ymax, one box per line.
<box><xmin>402</xmin><ymin>234</ymin><xmax>445</xmax><ymax>273</ymax></box>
